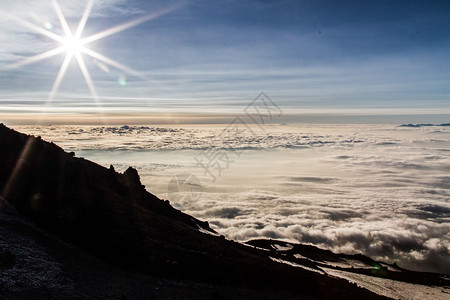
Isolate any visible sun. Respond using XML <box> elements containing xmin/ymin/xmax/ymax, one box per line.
<box><xmin>0</xmin><ymin>0</ymin><xmax>184</xmax><ymax>115</ymax></box>
<box><xmin>62</xmin><ymin>36</ymin><xmax>84</xmax><ymax>55</ymax></box>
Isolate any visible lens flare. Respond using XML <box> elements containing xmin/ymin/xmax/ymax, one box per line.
<box><xmin>118</xmin><ymin>75</ymin><xmax>127</xmax><ymax>86</ymax></box>
<box><xmin>44</xmin><ymin>22</ymin><xmax>53</xmax><ymax>30</ymax></box>
<box><xmin>93</xmin><ymin>59</ymin><xmax>110</xmax><ymax>73</ymax></box>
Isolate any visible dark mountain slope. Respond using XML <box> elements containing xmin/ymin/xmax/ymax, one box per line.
<box><xmin>247</xmin><ymin>239</ymin><xmax>449</xmax><ymax>287</ymax></box>
<box><xmin>0</xmin><ymin>195</ymin><xmax>326</xmax><ymax>299</ymax></box>
<box><xmin>0</xmin><ymin>124</ymin><xmax>387</xmax><ymax>299</ymax></box>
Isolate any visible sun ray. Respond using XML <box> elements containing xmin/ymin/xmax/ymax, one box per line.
<box><xmin>0</xmin><ymin>47</ymin><xmax>66</xmax><ymax>72</ymax></box>
<box><xmin>74</xmin><ymin>52</ymin><xmax>106</xmax><ymax>119</ymax></box>
<box><xmin>2</xmin><ymin>138</ymin><xmax>37</xmax><ymax>201</ymax></box>
<box><xmin>75</xmin><ymin>52</ymin><xmax>107</xmax><ymax>123</ymax></box>
<box><xmin>1</xmin><ymin>0</ymin><xmax>185</xmax><ymax>122</ymax></box>
<box><xmin>52</xmin><ymin>0</ymin><xmax>73</xmax><ymax>38</ymax></box>
<box><xmin>35</xmin><ymin>52</ymin><xmax>74</xmax><ymax>124</ymax></box>
<box><xmin>81</xmin><ymin>47</ymin><xmax>171</xmax><ymax>91</ymax></box>
<box><xmin>81</xmin><ymin>48</ymin><xmax>146</xmax><ymax>80</ymax></box>
<box><xmin>75</xmin><ymin>53</ymin><xmax>97</xmax><ymax>99</ymax></box>
<box><xmin>75</xmin><ymin>0</ymin><xmax>95</xmax><ymax>38</ymax></box>
<box><xmin>48</xmin><ymin>53</ymin><xmax>74</xmax><ymax>102</ymax></box>
<box><xmin>81</xmin><ymin>2</ymin><xmax>186</xmax><ymax>45</ymax></box>
<box><xmin>0</xmin><ymin>9</ymin><xmax>64</xmax><ymax>43</ymax></box>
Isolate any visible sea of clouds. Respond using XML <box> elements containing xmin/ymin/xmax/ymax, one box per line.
<box><xmin>15</xmin><ymin>123</ymin><xmax>450</xmax><ymax>274</ymax></box>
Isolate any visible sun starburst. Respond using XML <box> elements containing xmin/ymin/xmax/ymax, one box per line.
<box><xmin>62</xmin><ymin>36</ymin><xmax>83</xmax><ymax>55</ymax></box>
<box><xmin>0</xmin><ymin>0</ymin><xmax>184</xmax><ymax>118</ymax></box>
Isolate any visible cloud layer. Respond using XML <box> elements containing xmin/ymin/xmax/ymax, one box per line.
<box><xmin>14</xmin><ymin>123</ymin><xmax>450</xmax><ymax>274</ymax></box>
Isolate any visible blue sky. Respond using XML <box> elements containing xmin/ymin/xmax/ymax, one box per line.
<box><xmin>0</xmin><ymin>0</ymin><xmax>449</xmax><ymax>120</ymax></box>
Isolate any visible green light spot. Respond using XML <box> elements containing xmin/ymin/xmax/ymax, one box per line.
<box><xmin>118</xmin><ymin>75</ymin><xmax>127</xmax><ymax>86</ymax></box>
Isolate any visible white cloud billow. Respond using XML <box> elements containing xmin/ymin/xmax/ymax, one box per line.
<box><xmin>14</xmin><ymin>123</ymin><xmax>450</xmax><ymax>274</ymax></box>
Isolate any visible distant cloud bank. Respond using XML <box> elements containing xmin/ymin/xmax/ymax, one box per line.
<box><xmin>14</xmin><ymin>123</ymin><xmax>450</xmax><ymax>274</ymax></box>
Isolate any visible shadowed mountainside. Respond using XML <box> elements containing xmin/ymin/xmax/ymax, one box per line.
<box><xmin>0</xmin><ymin>123</ymin><xmax>391</xmax><ymax>299</ymax></box>
<box><xmin>246</xmin><ymin>239</ymin><xmax>449</xmax><ymax>287</ymax></box>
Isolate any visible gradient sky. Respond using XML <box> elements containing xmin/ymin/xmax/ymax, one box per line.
<box><xmin>0</xmin><ymin>0</ymin><xmax>449</xmax><ymax>119</ymax></box>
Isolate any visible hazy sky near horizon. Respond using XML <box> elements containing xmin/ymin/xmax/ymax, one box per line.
<box><xmin>0</xmin><ymin>0</ymin><xmax>449</xmax><ymax>117</ymax></box>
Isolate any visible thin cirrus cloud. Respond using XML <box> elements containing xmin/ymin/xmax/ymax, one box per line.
<box><xmin>0</xmin><ymin>0</ymin><xmax>449</xmax><ymax>117</ymax></box>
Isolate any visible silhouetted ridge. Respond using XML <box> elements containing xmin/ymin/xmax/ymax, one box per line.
<box><xmin>247</xmin><ymin>239</ymin><xmax>449</xmax><ymax>287</ymax></box>
<box><xmin>0</xmin><ymin>124</ymin><xmax>215</xmax><ymax>265</ymax></box>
